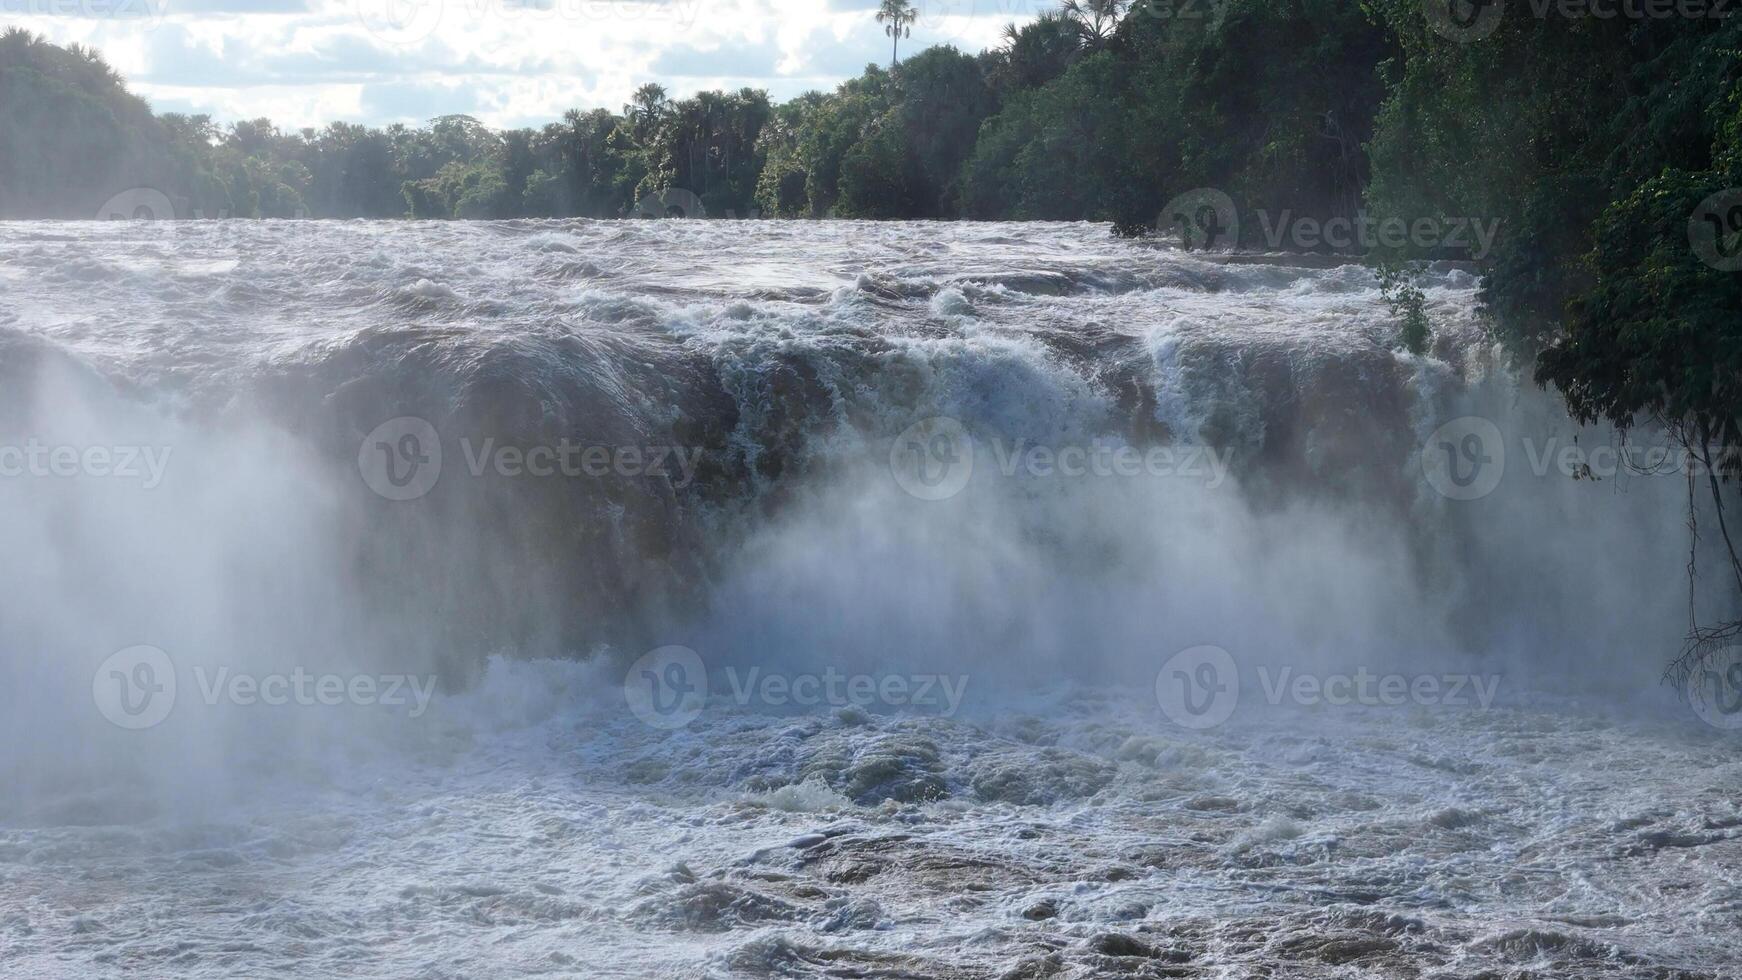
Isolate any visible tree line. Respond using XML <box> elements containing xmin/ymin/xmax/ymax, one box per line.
<box><xmin>0</xmin><ymin>3</ymin><xmax>1387</xmax><ymax>225</ymax></box>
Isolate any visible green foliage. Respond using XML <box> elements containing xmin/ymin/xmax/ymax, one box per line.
<box><xmin>1538</xmin><ymin>170</ymin><xmax>1742</xmax><ymax>454</ymax></box>
<box><xmin>520</xmin><ymin>168</ymin><xmax>565</xmax><ymax>215</ymax></box>
<box><xmin>1104</xmin><ymin>0</ymin><xmax>1397</xmax><ymax>238</ymax></box>
<box><xmin>884</xmin><ymin>45</ymin><xmax>996</xmax><ymax>214</ymax></box>
<box><xmin>1361</xmin><ymin>4</ymin><xmax>1742</xmax><ymax>348</ymax></box>
<box><xmin>752</xmin><ymin>95</ymin><xmax>819</xmax><ymax>217</ymax></box>
<box><xmin>837</xmin><ymin>121</ymin><xmax>917</xmax><ymax>217</ymax></box>
<box><xmin>1061</xmin><ymin>0</ymin><xmax>1129</xmax><ymax>51</ymax></box>
<box><xmin>0</xmin><ymin>28</ymin><xmax>166</xmax><ymax>217</ymax></box>
<box><xmin>801</xmin><ymin>69</ymin><xmax>895</xmax><ymax>216</ymax></box>
<box><xmin>1375</xmin><ymin>260</ymin><xmax>1432</xmax><ymax>356</ymax></box>
<box><xmin>985</xmin><ymin>12</ymin><xmax>1080</xmax><ymax>93</ymax></box>
<box><xmin>960</xmin><ymin>52</ymin><xmax>1135</xmax><ymax>220</ymax></box>
<box><xmin>957</xmin><ymin>0</ymin><xmax>1396</xmax><ymax>235</ymax></box>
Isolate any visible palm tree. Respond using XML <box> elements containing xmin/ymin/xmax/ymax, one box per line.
<box><xmin>624</xmin><ymin>83</ymin><xmax>669</xmax><ymax>143</ymax></box>
<box><xmin>1061</xmin><ymin>0</ymin><xmax>1128</xmax><ymax>51</ymax></box>
<box><xmin>876</xmin><ymin>0</ymin><xmax>917</xmax><ymax>69</ymax></box>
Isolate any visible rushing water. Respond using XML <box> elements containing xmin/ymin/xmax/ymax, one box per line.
<box><xmin>0</xmin><ymin>220</ymin><xmax>1737</xmax><ymax>978</ymax></box>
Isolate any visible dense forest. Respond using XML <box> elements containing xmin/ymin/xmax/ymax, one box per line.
<box><xmin>2</xmin><ymin>0</ymin><xmax>1741</xmax><ymax>654</ymax></box>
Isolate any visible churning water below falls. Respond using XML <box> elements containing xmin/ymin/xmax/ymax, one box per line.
<box><xmin>0</xmin><ymin>220</ymin><xmax>1738</xmax><ymax>978</ymax></box>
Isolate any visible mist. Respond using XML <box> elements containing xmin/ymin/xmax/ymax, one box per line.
<box><xmin>1</xmin><ymin>220</ymin><xmax>1735</xmax><ymax>979</ymax></box>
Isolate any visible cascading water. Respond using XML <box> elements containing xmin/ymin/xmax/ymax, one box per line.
<box><xmin>1</xmin><ymin>220</ymin><xmax>1736</xmax><ymax>979</ymax></box>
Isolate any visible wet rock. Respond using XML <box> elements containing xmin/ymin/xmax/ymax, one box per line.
<box><xmin>1005</xmin><ymin>717</ymin><xmax>1061</xmax><ymax>746</ymax></box>
<box><xmin>966</xmin><ymin>748</ymin><xmax>1115</xmax><ymax>806</ymax></box>
<box><xmin>633</xmin><ymin>881</ymin><xmax>801</xmax><ymax>932</ymax></box>
<box><xmin>1472</xmin><ymin>928</ymin><xmax>1639</xmax><ymax>964</ymax></box>
<box><xmin>1427</xmin><ymin>806</ymin><xmax>1483</xmax><ymax>829</ymax></box>
<box><xmin>817</xmin><ymin>896</ymin><xmax>885</xmax><ymax>932</ymax></box>
<box><xmin>1088</xmin><ymin>932</ymin><xmax>1155</xmax><ymax>957</ymax></box>
<box><xmin>798</xmin><ymin>731</ymin><xmax>949</xmax><ymax>805</ymax></box>
<box><xmin>1184</xmin><ymin>795</ymin><xmax>1243</xmax><ymax>812</ymax></box>
<box><xmin>797</xmin><ymin>833</ymin><xmax>1043</xmax><ymax>894</ymax></box>
<box><xmin>1324</xmin><ymin>909</ymin><xmax>1427</xmax><ymax>936</ymax></box>
<box><xmin>1022</xmin><ymin>899</ymin><xmax>1060</xmax><ymax>920</ymax></box>
<box><xmin>1274</xmin><ymin>933</ymin><xmax>1400</xmax><ymax>965</ymax></box>
<box><xmin>998</xmin><ymin>953</ymin><xmax>1063</xmax><ymax>979</ymax></box>
<box><xmin>621</xmin><ymin>758</ymin><xmax>667</xmax><ymax>783</ymax></box>
<box><xmin>728</xmin><ymin>933</ymin><xmax>981</xmax><ymax>979</ymax></box>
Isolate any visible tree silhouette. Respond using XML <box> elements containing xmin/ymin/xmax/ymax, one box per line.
<box><xmin>1060</xmin><ymin>0</ymin><xmax>1128</xmax><ymax>50</ymax></box>
<box><xmin>877</xmin><ymin>0</ymin><xmax>918</xmax><ymax>68</ymax></box>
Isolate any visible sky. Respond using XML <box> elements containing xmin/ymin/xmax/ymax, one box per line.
<box><xmin>4</xmin><ymin>0</ymin><xmax>1044</xmax><ymax>129</ymax></box>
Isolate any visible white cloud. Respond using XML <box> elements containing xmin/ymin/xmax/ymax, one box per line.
<box><xmin>3</xmin><ymin>0</ymin><xmax>1037</xmax><ymax>127</ymax></box>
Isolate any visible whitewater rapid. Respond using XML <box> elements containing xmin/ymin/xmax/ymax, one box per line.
<box><xmin>0</xmin><ymin>219</ymin><xmax>1737</xmax><ymax>978</ymax></box>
